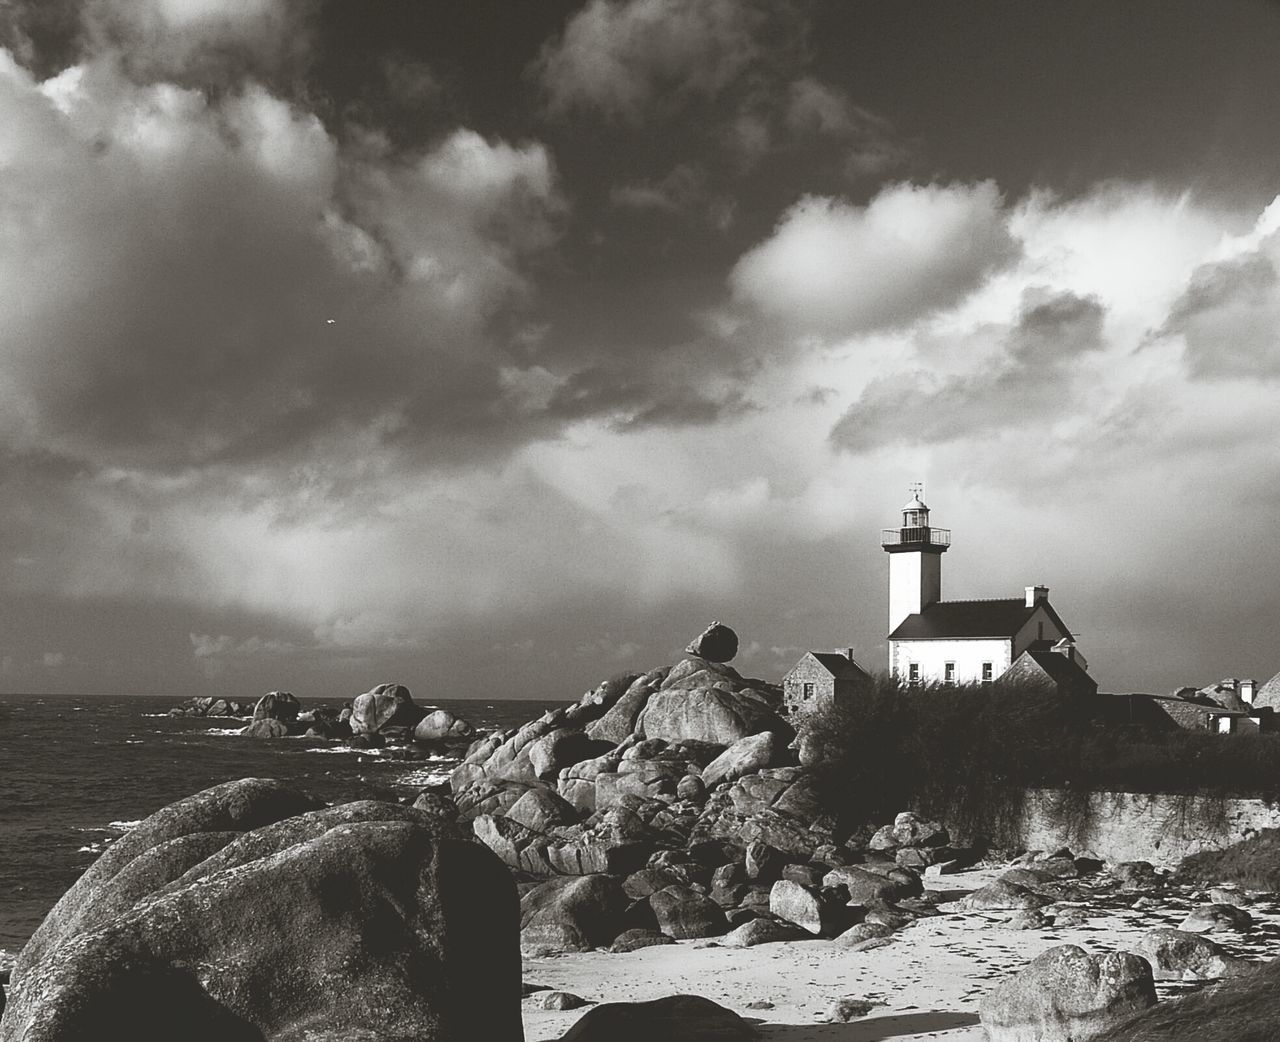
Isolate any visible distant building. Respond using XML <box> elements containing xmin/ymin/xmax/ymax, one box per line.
<box><xmin>783</xmin><ymin>650</ymin><xmax>871</xmax><ymax>715</ymax></box>
<box><xmin>881</xmin><ymin>489</ymin><xmax>1089</xmax><ymax>689</ymax></box>
<box><xmin>999</xmin><ymin>643</ymin><xmax>1098</xmax><ymax>698</ymax></box>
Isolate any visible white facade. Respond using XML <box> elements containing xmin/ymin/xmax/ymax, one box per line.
<box><xmin>887</xmin><ymin>549</ymin><xmax>941</xmax><ymax>635</ymax></box>
<box><xmin>891</xmin><ymin>637</ymin><xmax>1012</xmax><ymax>686</ymax></box>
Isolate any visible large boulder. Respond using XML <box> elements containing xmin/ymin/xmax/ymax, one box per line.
<box><xmin>637</xmin><ymin>674</ymin><xmax>789</xmax><ymax>747</ymax></box>
<box><xmin>868</xmin><ymin>811</ymin><xmax>948</xmax><ymax>850</ymax></box>
<box><xmin>685</xmin><ymin>622</ymin><xmax>739</xmax><ymax>663</ymax></box>
<box><xmin>648</xmin><ymin>885</ymin><xmax>728</xmax><ymax>940</ymax></box>
<box><xmin>519</xmin><ymin>874</ymin><xmax>628</xmax><ymax>954</ymax></box>
<box><xmin>13</xmin><ymin>779</ymin><xmax>323</xmax><ymax>981</ymax></box>
<box><xmin>769</xmin><ymin>879</ymin><xmax>854</xmax><ymax>937</ymax></box>
<box><xmin>349</xmin><ymin>682</ymin><xmax>422</xmax><ymax>735</ymax></box>
<box><xmin>823</xmin><ymin>864</ymin><xmax>922</xmax><ymax>905</ymax></box>
<box><xmin>585</xmin><ymin>672</ymin><xmax>665</xmax><ymax>745</ymax></box>
<box><xmin>1132</xmin><ymin>929</ymin><xmax>1253</xmax><ymax>980</ymax></box>
<box><xmin>958</xmin><ymin>878</ymin><xmax>1050</xmax><ymax>911</ymax></box>
<box><xmin>701</xmin><ymin>731</ymin><xmax>782</xmax><ymax>789</ymax></box>
<box><xmin>979</xmin><ymin>945</ymin><xmax>1157</xmax><ymax>1042</ymax></box>
<box><xmin>250</xmin><ymin>690</ymin><xmax>300</xmax><ymax>724</ymax></box>
<box><xmin>413</xmin><ymin>709</ymin><xmax>474</xmax><ymax>742</ymax></box>
<box><xmin>3</xmin><ymin>783</ymin><xmax>521</xmax><ymax>1042</ymax></box>
<box><xmin>558</xmin><ymin>994</ymin><xmax>756</xmax><ymax>1042</ymax></box>
<box><xmin>504</xmin><ymin>787</ymin><xmax>579</xmax><ymax>834</ymax></box>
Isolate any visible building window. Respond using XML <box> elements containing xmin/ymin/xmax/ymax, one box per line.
<box><xmin>944</xmin><ymin>662</ymin><xmax>956</xmax><ymax>686</ymax></box>
<box><xmin>908</xmin><ymin>663</ymin><xmax>920</xmax><ymax>686</ymax></box>
<box><xmin>982</xmin><ymin>662</ymin><xmax>993</xmax><ymax>685</ymax></box>
<box><xmin>802</xmin><ymin>682</ymin><xmax>814</xmax><ymax>701</ymax></box>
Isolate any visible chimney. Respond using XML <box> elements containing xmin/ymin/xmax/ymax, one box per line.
<box><xmin>1025</xmin><ymin>585</ymin><xmax>1049</xmax><ymax>607</ymax></box>
<box><xmin>1241</xmin><ymin>679</ymin><xmax>1256</xmax><ymax>705</ymax></box>
<box><xmin>846</xmin><ymin>648</ymin><xmax>856</xmax><ymax>662</ymax></box>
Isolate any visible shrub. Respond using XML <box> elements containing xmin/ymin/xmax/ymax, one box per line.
<box><xmin>804</xmin><ymin>674</ymin><xmax>1280</xmax><ymax>848</ymax></box>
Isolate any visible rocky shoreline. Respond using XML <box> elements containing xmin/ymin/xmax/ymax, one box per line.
<box><xmin>4</xmin><ymin>623</ymin><xmax>1280</xmax><ymax>1040</ymax></box>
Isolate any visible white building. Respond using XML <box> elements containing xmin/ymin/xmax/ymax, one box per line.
<box><xmin>881</xmin><ymin>491</ymin><xmax>1083</xmax><ymax>687</ymax></box>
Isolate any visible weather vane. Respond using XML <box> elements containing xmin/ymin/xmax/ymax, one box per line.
<box><xmin>909</xmin><ymin>481</ymin><xmax>924</xmax><ymax>500</ymax></box>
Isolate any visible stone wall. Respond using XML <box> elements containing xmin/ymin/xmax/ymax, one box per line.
<box><xmin>1015</xmin><ymin>788</ymin><xmax>1280</xmax><ymax>868</ymax></box>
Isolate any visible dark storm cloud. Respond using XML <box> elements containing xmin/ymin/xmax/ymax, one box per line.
<box><xmin>830</xmin><ymin>290</ymin><xmax>1106</xmax><ymax>452</ymax></box>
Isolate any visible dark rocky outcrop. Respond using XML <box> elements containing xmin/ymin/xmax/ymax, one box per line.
<box><xmin>250</xmin><ymin>691</ymin><xmax>300</xmax><ymax>725</ymax></box>
<box><xmin>349</xmin><ymin>682</ymin><xmax>422</xmax><ymax>735</ymax></box>
<box><xmin>3</xmin><ymin>780</ymin><xmax>521</xmax><ymax>1042</ymax></box>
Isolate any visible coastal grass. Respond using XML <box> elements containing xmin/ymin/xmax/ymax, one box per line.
<box><xmin>804</xmin><ymin>676</ymin><xmax>1280</xmax><ymax>848</ymax></box>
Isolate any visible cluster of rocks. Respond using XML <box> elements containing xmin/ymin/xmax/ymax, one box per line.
<box><xmin>961</xmin><ymin>849</ymin><xmax>1264</xmax><ymax>1040</ymax></box>
<box><xmin>171</xmin><ymin>682</ymin><xmax>477</xmax><ymax>755</ymax></box>
<box><xmin>167</xmin><ymin>696</ymin><xmax>252</xmax><ymax>718</ymax></box>
<box><xmin>433</xmin><ymin>622</ymin><xmax>981</xmax><ymax>954</ymax></box>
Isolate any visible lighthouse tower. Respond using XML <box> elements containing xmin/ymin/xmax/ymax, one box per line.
<box><xmin>881</xmin><ymin>485</ymin><xmax>951</xmax><ymax>636</ymax></box>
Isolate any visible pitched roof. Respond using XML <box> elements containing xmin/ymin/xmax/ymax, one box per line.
<box><xmin>1023</xmin><ymin>650</ymin><xmax>1097</xmax><ymax>694</ymax></box>
<box><xmin>1255</xmin><ymin>669</ymin><xmax>1280</xmax><ymax>710</ymax></box>
<box><xmin>796</xmin><ymin>651</ymin><xmax>870</xmax><ymax>680</ymax></box>
<box><xmin>889</xmin><ymin>598</ymin><xmax>1024</xmax><ymax>640</ymax></box>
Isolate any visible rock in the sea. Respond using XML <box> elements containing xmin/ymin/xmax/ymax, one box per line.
<box><xmin>3</xmin><ymin>781</ymin><xmax>521</xmax><ymax>1042</ymax></box>
<box><xmin>1133</xmin><ymin>928</ymin><xmax>1253</xmax><ymax>980</ymax></box>
<box><xmin>414</xmin><ymin>708</ymin><xmax>474</xmax><ymax>741</ymax></box>
<box><xmin>240</xmin><ymin>717</ymin><xmax>290</xmax><ymax>738</ymax></box>
<box><xmin>1179</xmin><ymin>903</ymin><xmax>1252</xmax><ymax>934</ymax></box>
<box><xmin>520</xmin><ymin>874</ymin><xmax>628</xmax><ymax>954</ymax></box>
<box><xmin>250</xmin><ymin>690</ymin><xmax>300</xmax><ymax>724</ymax></box>
<box><xmin>349</xmin><ymin>681</ymin><xmax>422</xmax><ymax>735</ymax></box>
<box><xmin>558</xmin><ymin>994</ymin><xmax>756</xmax><ymax>1042</ymax></box>
<box><xmin>685</xmin><ymin>621</ymin><xmax>739</xmax><ymax>663</ymax></box>
<box><xmin>979</xmin><ymin>945</ymin><xmax>1157</xmax><ymax>1042</ymax></box>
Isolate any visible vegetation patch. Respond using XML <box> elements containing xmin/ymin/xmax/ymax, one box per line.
<box><xmin>1179</xmin><ymin>829</ymin><xmax>1280</xmax><ymax>891</ymax></box>
<box><xmin>804</xmin><ymin>676</ymin><xmax>1280</xmax><ymax>849</ymax></box>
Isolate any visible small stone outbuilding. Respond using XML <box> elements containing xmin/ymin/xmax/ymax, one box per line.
<box><xmin>783</xmin><ymin>650</ymin><xmax>871</xmax><ymax>716</ymax></box>
<box><xmin>997</xmin><ymin>644</ymin><xmax>1097</xmax><ymax>698</ymax></box>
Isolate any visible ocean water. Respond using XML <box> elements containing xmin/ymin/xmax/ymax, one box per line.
<box><xmin>0</xmin><ymin>693</ymin><xmax>560</xmax><ymax>957</ymax></box>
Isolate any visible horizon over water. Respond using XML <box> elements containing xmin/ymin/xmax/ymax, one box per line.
<box><xmin>0</xmin><ymin>692</ymin><xmax>570</xmax><ymax>958</ymax></box>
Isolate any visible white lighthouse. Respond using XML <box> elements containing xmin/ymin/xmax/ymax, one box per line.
<box><xmin>880</xmin><ymin>486</ymin><xmax>951</xmax><ymax>636</ymax></box>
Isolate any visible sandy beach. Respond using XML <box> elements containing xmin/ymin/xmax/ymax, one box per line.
<box><xmin>522</xmin><ymin>867</ymin><xmax>1280</xmax><ymax>1041</ymax></box>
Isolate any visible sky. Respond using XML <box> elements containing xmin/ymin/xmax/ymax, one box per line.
<box><xmin>2</xmin><ymin>0</ymin><xmax>1280</xmax><ymax>700</ymax></box>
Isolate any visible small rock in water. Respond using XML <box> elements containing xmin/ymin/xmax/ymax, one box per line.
<box><xmin>536</xmin><ymin>991</ymin><xmax>591</xmax><ymax>1010</ymax></box>
<box><xmin>745</xmin><ymin>1000</ymin><xmax>774</xmax><ymax>1010</ymax></box>
<box><xmin>822</xmin><ymin>997</ymin><xmax>878</xmax><ymax>1022</ymax></box>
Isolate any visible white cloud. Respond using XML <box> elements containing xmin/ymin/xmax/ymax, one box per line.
<box><xmin>534</xmin><ymin>0</ymin><xmax>759</xmax><ymax>121</ymax></box>
<box><xmin>730</xmin><ymin>181</ymin><xmax>1017</xmax><ymax>336</ymax></box>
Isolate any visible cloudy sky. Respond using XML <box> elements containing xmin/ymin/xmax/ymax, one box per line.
<box><xmin>2</xmin><ymin>0</ymin><xmax>1279</xmax><ymax>700</ymax></box>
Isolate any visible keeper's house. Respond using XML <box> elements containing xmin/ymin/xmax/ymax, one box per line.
<box><xmin>882</xmin><ymin>491</ymin><xmax>1087</xmax><ymax>688</ymax></box>
<box><xmin>782</xmin><ymin>650</ymin><xmax>871</xmax><ymax>715</ymax></box>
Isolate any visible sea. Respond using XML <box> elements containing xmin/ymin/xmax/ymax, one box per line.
<box><xmin>0</xmin><ymin>693</ymin><xmax>563</xmax><ymax>961</ymax></box>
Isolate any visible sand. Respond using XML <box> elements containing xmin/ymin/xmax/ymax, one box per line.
<box><xmin>521</xmin><ymin>866</ymin><xmax>1280</xmax><ymax>1041</ymax></box>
